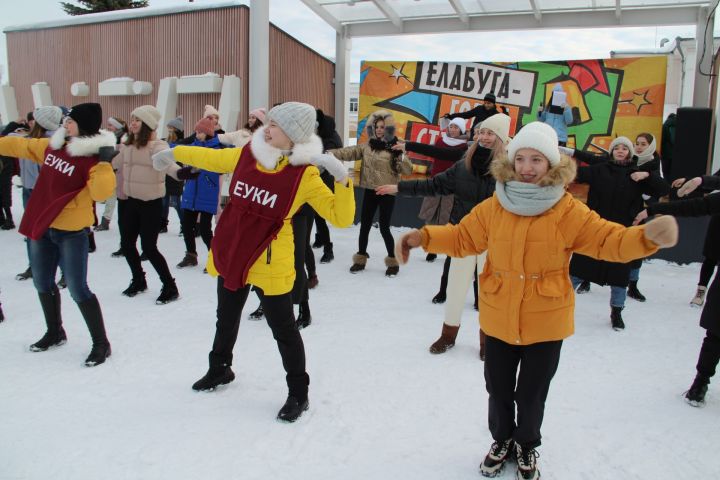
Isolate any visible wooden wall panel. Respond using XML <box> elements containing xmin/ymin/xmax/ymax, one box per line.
<box><xmin>7</xmin><ymin>5</ymin><xmax>334</xmax><ymax>135</ymax></box>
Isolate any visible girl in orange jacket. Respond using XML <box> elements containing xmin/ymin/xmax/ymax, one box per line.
<box><xmin>396</xmin><ymin>121</ymin><xmax>678</xmax><ymax>480</ymax></box>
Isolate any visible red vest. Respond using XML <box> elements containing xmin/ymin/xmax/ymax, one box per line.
<box><xmin>19</xmin><ymin>146</ymin><xmax>97</xmax><ymax>240</ymax></box>
<box><xmin>211</xmin><ymin>144</ymin><xmax>306</xmax><ymax>291</ymax></box>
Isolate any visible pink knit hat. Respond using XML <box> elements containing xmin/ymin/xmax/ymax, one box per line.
<box><xmin>194</xmin><ymin>117</ymin><xmax>215</xmax><ymax>136</ymax></box>
<box><xmin>249</xmin><ymin>108</ymin><xmax>266</xmax><ymax>124</ymax></box>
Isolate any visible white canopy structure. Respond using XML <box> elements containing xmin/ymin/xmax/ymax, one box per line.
<box><xmin>257</xmin><ymin>0</ymin><xmax>719</xmax><ymax>139</ymax></box>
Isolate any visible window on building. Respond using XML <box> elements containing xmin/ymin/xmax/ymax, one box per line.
<box><xmin>350</xmin><ymin>98</ymin><xmax>358</xmax><ymax>112</ymax></box>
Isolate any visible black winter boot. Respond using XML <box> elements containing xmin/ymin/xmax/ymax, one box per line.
<box><xmin>296</xmin><ymin>301</ymin><xmax>312</xmax><ymax>330</ymax></box>
<box><xmin>627</xmin><ymin>281</ymin><xmax>646</xmax><ymax>302</ymax></box>
<box><xmin>277</xmin><ymin>396</ymin><xmax>309</xmax><ymax>422</ymax></box>
<box><xmin>122</xmin><ymin>276</ymin><xmax>147</xmax><ymax>297</ymax></box>
<box><xmin>610</xmin><ymin>306</ymin><xmax>625</xmax><ymax>331</ymax></box>
<box><xmin>192</xmin><ymin>353</ymin><xmax>235</xmax><ymax>391</ymax></box>
<box><xmin>94</xmin><ymin>217</ymin><xmax>110</xmax><ymax>232</ymax></box>
<box><xmin>432</xmin><ymin>291</ymin><xmax>447</xmax><ymax>304</ymax></box>
<box><xmin>15</xmin><ymin>267</ymin><xmax>32</xmax><ymax>281</ymax></box>
<box><xmin>248</xmin><ymin>305</ymin><xmax>264</xmax><ymax>320</ymax></box>
<box><xmin>319</xmin><ymin>242</ymin><xmax>334</xmax><ymax>264</ymax></box>
<box><xmin>576</xmin><ymin>280</ymin><xmax>590</xmax><ymax>294</ymax></box>
<box><xmin>177</xmin><ymin>252</ymin><xmax>198</xmax><ymax>268</ymax></box>
<box><xmin>57</xmin><ymin>274</ymin><xmax>67</xmax><ymax>290</ymax></box>
<box><xmin>685</xmin><ymin>374</ymin><xmax>710</xmax><ymax>407</ymax></box>
<box><xmin>111</xmin><ymin>246</ymin><xmax>124</xmax><ymax>258</ymax></box>
<box><xmin>30</xmin><ymin>288</ymin><xmax>67</xmax><ymax>351</ymax></box>
<box><xmin>156</xmin><ymin>279</ymin><xmax>179</xmax><ymax>305</ymax></box>
<box><xmin>0</xmin><ymin>302</ymin><xmax>4</xmax><ymax>323</ymax></box>
<box><xmin>78</xmin><ymin>295</ymin><xmax>111</xmax><ymax>367</ymax></box>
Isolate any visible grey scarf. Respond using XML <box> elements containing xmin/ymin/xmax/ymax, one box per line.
<box><xmin>495</xmin><ymin>180</ymin><xmax>565</xmax><ymax>216</ymax></box>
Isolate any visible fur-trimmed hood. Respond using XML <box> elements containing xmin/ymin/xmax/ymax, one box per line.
<box><xmin>365</xmin><ymin>110</ymin><xmax>396</xmax><ymax>143</ymax></box>
<box><xmin>250</xmin><ymin>126</ymin><xmax>323</xmax><ymax>170</ymax></box>
<box><xmin>490</xmin><ymin>153</ymin><xmax>576</xmax><ymax>187</ymax></box>
<box><xmin>49</xmin><ymin>127</ymin><xmax>117</xmax><ymax>157</ymax></box>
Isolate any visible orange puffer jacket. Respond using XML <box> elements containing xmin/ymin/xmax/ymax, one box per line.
<box><xmin>420</xmin><ymin>156</ymin><xmax>660</xmax><ymax>346</ymax></box>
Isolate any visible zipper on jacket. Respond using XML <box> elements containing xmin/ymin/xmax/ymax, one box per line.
<box><xmin>266</xmin><ymin>244</ymin><xmax>272</xmax><ymax>264</ymax></box>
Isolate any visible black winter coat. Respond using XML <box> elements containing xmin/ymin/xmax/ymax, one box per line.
<box><xmin>647</xmin><ymin>180</ymin><xmax>720</xmax><ymax>335</ymax></box>
<box><xmin>570</xmin><ymin>158</ymin><xmax>670</xmax><ymax>287</ymax></box>
<box><xmin>447</xmin><ymin>105</ymin><xmax>508</xmax><ymax>133</ymax></box>
<box><xmin>397</xmin><ymin>145</ymin><xmax>495</xmax><ymax>224</ymax></box>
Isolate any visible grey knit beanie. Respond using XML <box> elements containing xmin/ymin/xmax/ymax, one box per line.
<box><xmin>167</xmin><ymin>116</ymin><xmax>184</xmax><ymax>132</ymax></box>
<box><xmin>267</xmin><ymin>102</ymin><xmax>316</xmax><ymax>144</ymax></box>
<box><xmin>33</xmin><ymin>106</ymin><xmax>63</xmax><ymax>131</ymax></box>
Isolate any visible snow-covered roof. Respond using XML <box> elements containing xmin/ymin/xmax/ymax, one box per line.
<box><xmin>3</xmin><ymin>0</ymin><xmax>246</xmax><ymax>33</ymax></box>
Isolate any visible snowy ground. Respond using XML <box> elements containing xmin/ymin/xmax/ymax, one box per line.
<box><xmin>0</xmin><ymin>185</ymin><xmax>716</xmax><ymax>480</ymax></box>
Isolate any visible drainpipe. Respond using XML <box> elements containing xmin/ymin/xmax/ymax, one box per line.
<box><xmin>675</xmin><ymin>37</ymin><xmax>687</xmax><ymax>107</ymax></box>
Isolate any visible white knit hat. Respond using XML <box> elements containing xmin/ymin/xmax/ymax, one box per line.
<box><xmin>448</xmin><ymin>117</ymin><xmax>467</xmax><ymax>134</ymax></box>
<box><xmin>479</xmin><ymin>113</ymin><xmax>511</xmax><ymax>144</ymax></box>
<box><xmin>267</xmin><ymin>102</ymin><xmax>317</xmax><ymax>144</ymax></box>
<box><xmin>609</xmin><ymin>136</ymin><xmax>635</xmax><ymax>158</ymax></box>
<box><xmin>204</xmin><ymin>105</ymin><xmax>219</xmax><ymax>118</ymax></box>
<box><xmin>33</xmin><ymin>106</ymin><xmax>63</xmax><ymax>131</ymax></box>
<box><xmin>507</xmin><ymin>121</ymin><xmax>561</xmax><ymax>166</ymax></box>
<box><xmin>131</xmin><ymin>105</ymin><xmax>161</xmax><ymax>131</ymax></box>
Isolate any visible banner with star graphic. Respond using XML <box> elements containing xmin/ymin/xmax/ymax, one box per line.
<box><xmin>358</xmin><ymin>57</ymin><xmax>667</xmax><ymax>173</ymax></box>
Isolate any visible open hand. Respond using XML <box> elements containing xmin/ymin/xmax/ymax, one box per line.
<box><xmin>630</xmin><ymin>171</ymin><xmax>650</xmax><ymax>182</ymax></box>
<box><xmin>671</xmin><ymin>177</ymin><xmax>686</xmax><ymax>188</ymax></box>
<box><xmin>633</xmin><ymin>209</ymin><xmax>648</xmax><ymax>226</ymax></box>
<box><xmin>391</xmin><ymin>140</ymin><xmax>406</xmax><ymax>152</ymax></box>
<box><xmin>376</xmin><ymin>184</ymin><xmax>398</xmax><ymax>195</ymax></box>
<box><xmin>395</xmin><ymin>229</ymin><xmax>422</xmax><ymax>265</ymax></box>
<box><xmin>678</xmin><ymin>177</ymin><xmax>703</xmax><ymax>197</ymax></box>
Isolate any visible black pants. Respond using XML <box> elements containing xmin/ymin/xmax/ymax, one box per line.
<box><xmin>485</xmin><ymin>335</ymin><xmax>563</xmax><ymax>449</ymax></box>
<box><xmin>120</xmin><ymin>197</ymin><xmax>173</xmax><ymax>284</ymax></box>
<box><xmin>0</xmin><ymin>158</ymin><xmax>13</xmax><ymax>219</ymax></box>
<box><xmin>697</xmin><ymin>330</ymin><xmax>720</xmax><ymax>379</ymax></box>
<box><xmin>292</xmin><ymin>215</ymin><xmax>311</xmax><ymax>304</ymax></box>
<box><xmin>699</xmin><ymin>258</ymin><xmax>718</xmax><ymax>287</ymax></box>
<box><xmin>359</xmin><ymin>188</ymin><xmax>396</xmax><ymax>257</ymax></box>
<box><xmin>182</xmin><ymin>209</ymin><xmax>214</xmax><ymax>254</ymax></box>
<box><xmin>312</xmin><ymin>170</ymin><xmax>334</xmax><ymax>248</ymax></box>
<box><xmin>212</xmin><ymin>277</ymin><xmax>309</xmax><ymax>399</ymax></box>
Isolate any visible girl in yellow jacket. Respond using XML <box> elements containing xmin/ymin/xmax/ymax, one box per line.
<box><xmin>153</xmin><ymin>102</ymin><xmax>354</xmax><ymax>423</ymax></box>
<box><xmin>396</xmin><ymin>122</ymin><xmax>678</xmax><ymax>480</ymax></box>
<box><xmin>0</xmin><ymin>103</ymin><xmax>116</xmax><ymax>367</ymax></box>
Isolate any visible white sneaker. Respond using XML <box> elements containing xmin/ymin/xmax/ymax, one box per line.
<box><xmin>690</xmin><ymin>286</ymin><xmax>707</xmax><ymax>307</ymax></box>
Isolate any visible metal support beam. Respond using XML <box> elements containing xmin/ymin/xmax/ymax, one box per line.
<box><xmin>347</xmin><ymin>6</ymin><xmax>701</xmax><ymax>37</ymax></box>
<box><xmin>529</xmin><ymin>0</ymin><xmax>542</xmax><ymax>21</ymax></box>
<box><xmin>372</xmin><ymin>0</ymin><xmax>403</xmax><ymax>29</ymax></box>
<box><xmin>299</xmin><ymin>0</ymin><xmax>342</xmax><ymax>32</ymax></box>
<box><xmin>249</xmin><ymin>0</ymin><xmax>269</xmax><ymax>111</ymax></box>
<box><xmin>615</xmin><ymin>0</ymin><xmax>622</xmax><ymax>20</ymax></box>
<box><xmin>335</xmin><ymin>30</ymin><xmax>352</xmax><ymax>144</ymax></box>
<box><xmin>693</xmin><ymin>5</ymin><xmax>715</xmax><ymax>107</ymax></box>
<box><xmin>449</xmin><ymin>0</ymin><xmax>470</xmax><ymax>23</ymax></box>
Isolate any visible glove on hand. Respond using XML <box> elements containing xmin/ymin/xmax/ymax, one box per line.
<box><xmin>152</xmin><ymin>149</ymin><xmax>176</xmax><ymax>171</ymax></box>
<box><xmin>176</xmin><ymin>166</ymin><xmax>200</xmax><ymax>180</ymax></box>
<box><xmin>395</xmin><ymin>229</ymin><xmax>423</xmax><ymax>265</ymax></box>
<box><xmin>97</xmin><ymin>146</ymin><xmax>119</xmax><ymax>162</ymax></box>
<box><xmin>643</xmin><ymin>215</ymin><xmax>678</xmax><ymax>248</ymax></box>
<box><xmin>310</xmin><ymin>153</ymin><xmax>348</xmax><ymax>183</ymax></box>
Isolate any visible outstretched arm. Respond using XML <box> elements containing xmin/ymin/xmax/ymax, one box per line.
<box><xmin>0</xmin><ymin>136</ymin><xmax>49</xmax><ymax>164</ymax></box>
<box><xmin>166</xmin><ymin>145</ymin><xmax>241</xmax><ymax>174</ymax></box>
<box><xmin>302</xmin><ymin>166</ymin><xmax>355</xmax><ymax>228</ymax></box>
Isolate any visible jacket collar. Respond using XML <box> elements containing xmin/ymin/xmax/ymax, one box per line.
<box><xmin>250</xmin><ymin>126</ymin><xmax>323</xmax><ymax>171</ymax></box>
<box><xmin>49</xmin><ymin>127</ymin><xmax>117</xmax><ymax>157</ymax></box>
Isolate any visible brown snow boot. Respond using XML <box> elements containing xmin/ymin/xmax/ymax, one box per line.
<box><xmin>384</xmin><ymin>256</ymin><xmax>400</xmax><ymax>277</ymax></box>
<box><xmin>350</xmin><ymin>252</ymin><xmax>369</xmax><ymax>273</ymax></box>
<box><xmin>429</xmin><ymin>323</ymin><xmax>459</xmax><ymax>354</ymax></box>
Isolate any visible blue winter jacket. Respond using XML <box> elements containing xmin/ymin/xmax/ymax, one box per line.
<box><xmin>180</xmin><ymin>135</ymin><xmax>222</xmax><ymax>214</ymax></box>
<box><xmin>538</xmin><ymin>85</ymin><xmax>573</xmax><ymax>142</ymax></box>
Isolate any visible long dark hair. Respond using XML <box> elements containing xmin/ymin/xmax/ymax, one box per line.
<box><xmin>29</xmin><ymin>122</ymin><xmax>47</xmax><ymax>139</ymax></box>
<box><xmin>125</xmin><ymin>122</ymin><xmax>153</xmax><ymax>148</ymax></box>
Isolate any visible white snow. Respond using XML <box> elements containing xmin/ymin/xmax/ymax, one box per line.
<box><xmin>0</xmin><ymin>185</ymin><xmax>716</xmax><ymax>480</ymax></box>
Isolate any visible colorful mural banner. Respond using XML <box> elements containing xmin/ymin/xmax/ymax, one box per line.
<box><xmin>358</xmin><ymin>57</ymin><xmax>667</xmax><ymax>169</ymax></box>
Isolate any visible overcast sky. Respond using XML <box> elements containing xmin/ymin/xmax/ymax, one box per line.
<box><xmin>0</xmin><ymin>0</ymin><xmax>714</xmax><ymax>84</ymax></box>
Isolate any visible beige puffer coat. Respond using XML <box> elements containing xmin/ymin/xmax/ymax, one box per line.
<box><xmin>113</xmin><ymin>139</ymin><xmax>170</xmax><ymax>201</ymax></box>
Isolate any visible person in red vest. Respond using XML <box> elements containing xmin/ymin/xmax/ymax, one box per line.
<box><xmin>0</xmin><ymin>103</ymin><xmax>116</xmax><ymax>366</ymax></box>
<box><xmin>153</xmin><ymin>102</ymin><xmax>355</xmax><ymax>422</ymax></box>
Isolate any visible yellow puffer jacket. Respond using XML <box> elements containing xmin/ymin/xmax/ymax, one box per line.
<box><xmin>420</xmin><ymin>156</ymin><xmax>660</xmax><ymax>346</ymax></box>
<box><xmin>172</xmin><ymin>129</ymin><xmax>355</xmax><ymax>295</ymax></box>
<box><xmin>0</xmin><ymin>130</ymin><xmax>116</xmax><ymax>232</ymax></box>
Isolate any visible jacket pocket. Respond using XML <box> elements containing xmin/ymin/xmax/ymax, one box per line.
<box><xmin>535</xmin><ymin>274</ymin><xmax>571</xmax><ymax>299</ymax></box>
<box><xmin>479</xmin><ymin>271</ymin><xmax>502</xmax><ymax>294</ymax></box>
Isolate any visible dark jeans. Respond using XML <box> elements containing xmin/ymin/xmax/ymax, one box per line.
<box><xmin>359</xmin><ymin>188</ymin><xmax>396</xmax><ymax>257</ymax></box>
<box><xmin>162</xmin><ymin>193</ymin><xmax>183</xmax><ymax>226</ymax></box>
<box><xmin>292</xmin><ymin>215</ymin><xmax>311</xmax><ymax>304</ymax></box>
<box><xmin>212</xmin><ymin>277</ymin><xmax>309</xmax><ymax>399</ymax></box>
<box><xmin>699</xmin><ymin>258</ymin><xmax>718</xmax><ymax>287</ymax></box>
<box><xmin>0</xmin><ymin>158</ymin><xmax>13</xmax><ymax>216</ymax></box>
<box><xmin>30</xmin><ymin>228</ymin><xmax>93</xmax><ymax>303</ymax></box>
<box><xmin>697</xmin><ymin>330</ymin><xmax>720</xmax><ymax>379</ymax></box>
<box><xmin>120</xmin><ymin>197</ymin><xmax>172</xmax><ymax>284</ymax></box>
<box><xmin>485</xmin><ymin>335</ymin><xmax>563</xmax><ymax>449</ymax></box>
<box><xmin>181</xmin><ymin>209</ymin><xmax>213</xmax><ymax>254</ymax></box>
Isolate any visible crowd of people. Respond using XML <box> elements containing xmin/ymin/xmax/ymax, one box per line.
<box><xmin>0</xmin><ymin>94</ymin><xmax>717</xmax><ymax>480</ymax></box>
